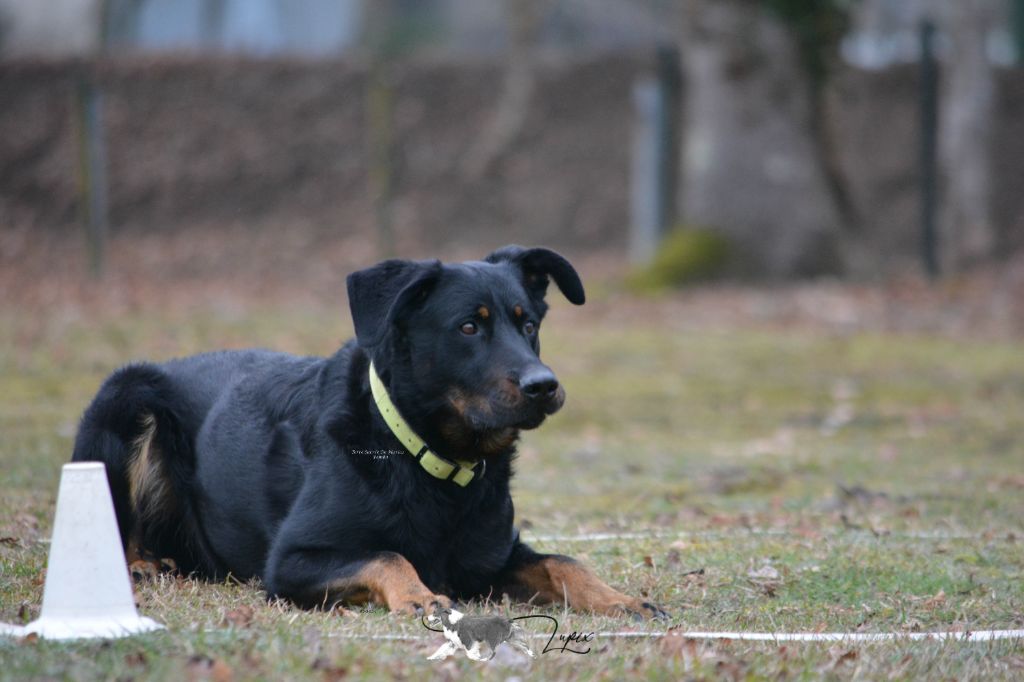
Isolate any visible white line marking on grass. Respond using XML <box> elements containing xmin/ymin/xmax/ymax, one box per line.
<box><xmin>33</xmin><ymin>528</ymin><xmax>1012</xmax><ymax>547</ymax></box>
<box><xmin>328</xmin><ymin>633</ymin><xmax>427</xmax><ymax>641</ymax></box>
<box><xmin>601</xmin><ymin>629</ymin><xmax>1024</xmax><ymax>642</ymax></box>
<box><xmin>524</xmin><ymin>528</ymin><xmax>1011</xmax><ymax>543</ymax></box>
<box><xmin>324</xmin><ymin>629</ymin><xmax>1024</xmax><ymax>643</ymax></box>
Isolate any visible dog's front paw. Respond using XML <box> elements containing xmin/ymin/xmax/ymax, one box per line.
<box><xmin>426</xmin><ymin>641</ymin><xmax>456</xmax><ymax>660</ymax></box>
<box><xmin>587</xmin><ymin>594</ymin><xmax>670</xmax><ymax>620</ymax></box>
<box><xmin>628</xmin><ymin>599</ymin><xmax>670</xmax><ymax>621</ymax></box>
<box><xmin>129</xmin><ymin>559</ymin><xmax>160</xmax><ymax>582</ymax></box>
<box><xmin>389</xmin><ymin>591</ymin><xmax>451</xmax><ymax>617</ymax></box>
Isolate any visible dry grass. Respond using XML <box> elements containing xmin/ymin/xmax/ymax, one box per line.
<box><xmin>1</xmin><ymin>231</ymin><xmax>1023</xmax><ymax>679</ymax></box>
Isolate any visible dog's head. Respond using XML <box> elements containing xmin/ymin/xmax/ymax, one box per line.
<box><xmin>347</xmin><ymin>245</ymin><xmax>584</xmax><ymax>458</ymax></box>
<box><xmin>426</xmin><ymin>607</ymin><xmax>463</xmax><ymax>629</ymax></box>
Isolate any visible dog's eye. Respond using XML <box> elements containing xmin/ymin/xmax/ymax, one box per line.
<box><xmin>460</xmin><ymin>322</ymin><xmax>478</xmax><ymax>336</ymax></box>
<box><xmin>523</xmin><ymin>321</ymin><xmax>536</xmax><ymax>335</ymax></box>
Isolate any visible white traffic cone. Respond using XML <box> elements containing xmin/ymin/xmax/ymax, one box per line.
<box><xmin>18</xmin><ymin>462</ymin><xmax>164</xmax><ymax>640</ymax></box>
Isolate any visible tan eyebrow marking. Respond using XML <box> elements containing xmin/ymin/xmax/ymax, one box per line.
<box><xmin>513</xmin><ymin>305</ymin><xmax>523</xmax><ymax>318</ymax></box>
<box><xmin>477</xmin><ymin>305</ymin><xmax>490</xmax><ymax>319</ymax></box>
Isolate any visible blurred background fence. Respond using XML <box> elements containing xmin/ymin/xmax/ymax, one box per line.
<box><xmin>1</xmin><ymin>0</ymin><xmax>1023</xmax><ymax>279</ymax></box>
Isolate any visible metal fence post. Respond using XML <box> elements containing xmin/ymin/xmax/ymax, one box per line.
<box><xmin>919</xmin><ymin>20</ymin><xmax>939</xmax><ymax>280</ymax></box>
<box><xmin>74</xmin><ymin>77</ymin><xmax>110</xmax><ymax>279</ymax></box>
<box><xmin>630</xmin><ymin>46</ymin><xmax>681</xmax><ymax>265</ymax></box>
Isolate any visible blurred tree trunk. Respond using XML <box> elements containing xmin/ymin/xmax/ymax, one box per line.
<box><xmin>363</xmin><ymin>0</ymin><xmax>400</xmax><ymax>258</ymax></box>
<box><xmin>678</xmin><ymin>0</ymin><xmax>845</xmax><ymax>277</ymax></box>
<box><xmin>939</xmin><ymin>0</ymin><xmax>998</xmax><ymax>270</ymax></box>
<box><xmin>1015</xmin><ymin>0</ymin><xmax>1024</xmax><ymax>66</ymax></box>
<box><xmin>102</xmin><ymin>0</ymin><xmax>143</xmax><ymax>48</ymax></box>
<box><xmin>460</xmin><ymin>0</ymin><xmax>544</xmax><ymax>178</ymax></box>
<box><xmin>201</xmin><ymin>0</ymin><xmax>227</xmax><ymax>48</ymax></box>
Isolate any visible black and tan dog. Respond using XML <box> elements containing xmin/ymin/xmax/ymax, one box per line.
<box><xmin>71</xmin><ymin>246</ymin><xmax>665</xmax><ymax>618</ymax></box>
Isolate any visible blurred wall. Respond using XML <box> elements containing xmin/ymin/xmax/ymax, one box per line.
<box><xmin>0</xmin><ymin>56</ymin><xmax>643</xmax><ymax>254</ymax></box>
<box><xmin>1</xmin><ymin>55</ymin><xmax>1022</xmax><ymax>270</ymax></box>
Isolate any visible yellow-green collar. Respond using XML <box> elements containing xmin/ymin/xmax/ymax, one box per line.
<box><xmin>368</xmin><ymin>361</ymin><xmax>483</xmax><ymax>487</ymax></box>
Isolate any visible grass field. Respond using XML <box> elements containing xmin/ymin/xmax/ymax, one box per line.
<box><xmin>1</xmin><ymin>254</ymin><xmax>1023</xmax><ymax>679</ymax></box>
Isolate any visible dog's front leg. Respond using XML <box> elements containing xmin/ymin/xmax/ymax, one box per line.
<box><xmin>427</xmin><ymin>641</ymin><xmax>458</xmax><ymax>660</ymax></box>
<box><xmin>498</xmin><ymin>543</ymin><xmax>667</xmax><ymax>619</ymax></box>
<box><xmin>267</xmin><ymin>549</ymin><xmax>451</xmax><ymax>615</ymax></box>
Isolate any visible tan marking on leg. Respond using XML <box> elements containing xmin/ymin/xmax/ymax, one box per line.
<box><xmin>325</xmin><ymin>552</ymin><xmax>451</xmax><ymax>615</ymax></box>
<box><xmin>512</xmin><ymin>556</ymin><xmax>651</xmax><ymax>616</ymax></box>
<box><xmin>129</xmin><ymin>559</ymin><xmax>161</xmax><ymax>582</ymax></box>
<box><xmin>126</xmin><ymin>534</ymin><xmax>158</xmax><ymax>581</ymax></box>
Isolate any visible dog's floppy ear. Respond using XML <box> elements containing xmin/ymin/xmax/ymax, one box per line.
<box><xmin>346</xmin><ymin>258</ymin><xmax>443</xmax><ymax>347</ymax></box>
<box><xmin>485</xmin><ymin>245</ymin><xmax>585</xmax><ymax>306</ymax></box>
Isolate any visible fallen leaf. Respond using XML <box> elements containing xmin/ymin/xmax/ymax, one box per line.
<box><xmin>124</xmin><ymin>651</ymin><xmax>148</xmax><ymax>667</ymax></box>
<box><xmin>659</xmin><ymin>633</ymin><xmax>702</xmax><ymax>661</ymax></box>
<box><xmin>211</xmin><ymin>659</ymin><xmax>234</xmax><ymax>682</ymax></box>
<box><xmin>901</xmin><ymin>618</ymin><xmax>923</xmax><ymax>632</ymax></box>
<box><xmin>819</xmin><ymin>647</ymin><xmax>858</xmax><ymax>672</ymax></box>
<box><xmin>187</xmin><ymin>655</ymin><xmax>234</xmax><ymax>682</ymax></box>
<box><xmin>747</xmin><ymin>565</ymin><xmax>780</xmax><ymax>581</ymax></box>
<box><xmin>681</xmin><ymin>567</ymin><xmax>706</xmax><ymax>579</ymax></box>
<box><xmin>311</xmin><ymin>656</ymin><xmax>348</xmax><ymax>681</ymax></box>
<box><xmin>923</xmin><ymin>589</ymin><xmax>946</xmax><ymax>609</ymax></box>
<box><xmin>716</xmin><ymin>658</ymin><xmax>747</xmax><ymax>681</ymax></box>
<box><xmin>223</xmin><ymin>605</ymin><xmax>255</xmax><ymax>628</ymax></box>
<box><xmin>14</xmin><ymin>513</ymin><xmax>39</xmax><ymax>529</ymax></box>
<box><xmin>994</xmin><ymin>474</ymin><xmax>1024</xmax><ymax>490</ymax></box>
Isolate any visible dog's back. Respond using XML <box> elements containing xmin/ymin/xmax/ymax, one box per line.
<box><xmin>71</xmin><ymin>348</ymin><xmax>318</xmax><ymax>576</ymax></box>
<box><xmin>451</xmin><ymin>614</ymin><xmax>515</xmax><ymax>651</ymax></box>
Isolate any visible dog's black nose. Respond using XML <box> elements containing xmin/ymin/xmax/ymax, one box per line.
<box><xmin>519</xmin><ymin>368</ymin><xmax>559</xmax><ymax>401</ymax></box>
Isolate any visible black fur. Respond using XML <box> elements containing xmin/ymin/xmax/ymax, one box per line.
<box><xmin>71</xmin><ymin>246</ymin><xmax>586</xmax><ymax>608</ymax></box>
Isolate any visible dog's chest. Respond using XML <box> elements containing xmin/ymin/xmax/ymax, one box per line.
<box><xmin>384</xmin><ymin>497</ymin><xmax>513</xmax><ymax>589</ymax></box>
